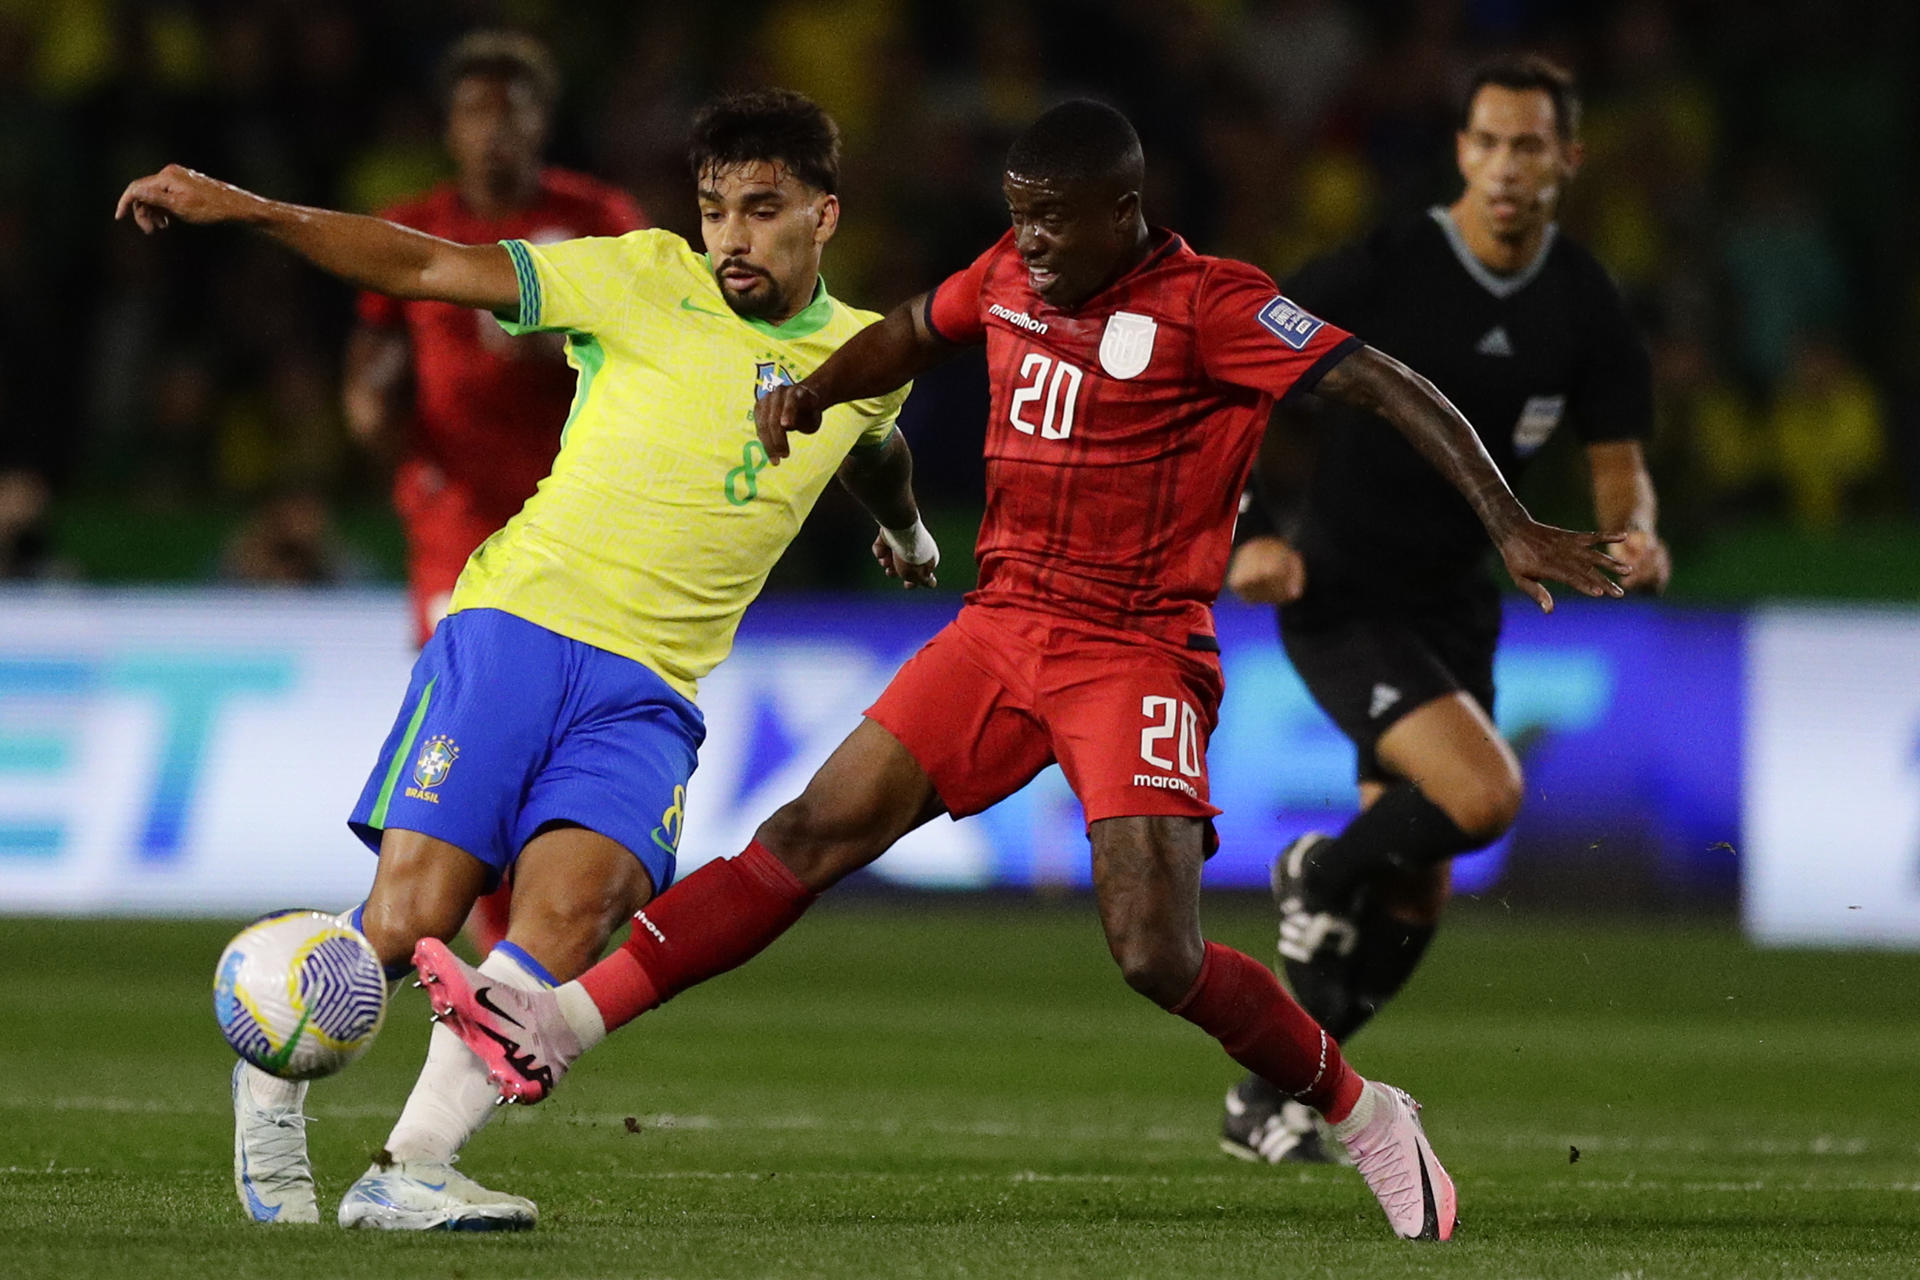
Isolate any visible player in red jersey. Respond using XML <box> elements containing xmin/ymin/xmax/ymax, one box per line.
<box><xmin>347</xmin><ymin>32</ymin><xmax>645</xmax><ymax>954</ymax></box>
<box><xmin>345</xmin><ymin>30</ymin><xmax>647</xmax><ymax>646</ymax></box>
<box><xmin>418</xmin><ymin>101</ymin><xmax>1626</xmax><ymax>1240</ymax></box>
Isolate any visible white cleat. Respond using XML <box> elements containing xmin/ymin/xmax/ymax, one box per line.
<box><xmin>232</xmin><ymin>1061</ymin><xmax>317</xmax><ymax>1224</ymax></box>
<box><xmin>337</xmin><ymin>1156</ymin><xmax>537</xmax><ymax>1231</ymax></box>
<box><xmin>1333</xmin><ymin>1080</ymin><xmax>1457</xmax><ymax>1241</ymax></box>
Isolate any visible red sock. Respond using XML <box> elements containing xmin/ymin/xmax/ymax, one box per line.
<box><xmin>578</xmin><ymin>841</ymin><xmax>815</xmax><ymax>1031</ymax></box>
<box><xmin>1172</xmin><ymin>941</ymin><xmax>1364</xmax><ymax>1122</ymax></box>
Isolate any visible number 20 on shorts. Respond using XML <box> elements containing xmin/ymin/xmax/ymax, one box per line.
<box><xmin>1139</xmin><ymin>695</ymin><xmax>1203</xmax><ymax>777</ymax></box>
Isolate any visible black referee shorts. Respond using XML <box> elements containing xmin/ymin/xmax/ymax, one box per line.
<box><xmin>1278</xmin><ymin>591</ymin><xmax>1501</xmax><ymax>785</ymax></box>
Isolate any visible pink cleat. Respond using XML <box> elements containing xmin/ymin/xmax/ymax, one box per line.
<box><xmin>1333</xmin><ymin>1080</ymin><xmax>1457</xmax><ymax>1241</ymax></box>
<box><xmin>412</xmin><ymin>939</ymin><xmax>582</xmax><ymax>1104</ymax></box>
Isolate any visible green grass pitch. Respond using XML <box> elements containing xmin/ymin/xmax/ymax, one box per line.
<box><xmin>4</xmin><ymin>899</ymin><xmax>1919</xmax><ymax>1278</ymax></box>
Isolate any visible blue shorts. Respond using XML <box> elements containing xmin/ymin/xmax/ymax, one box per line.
<box><xmin>348</xmin><ymin>608</ymin><xmax>705</xmax><ymax>893</ymax></box>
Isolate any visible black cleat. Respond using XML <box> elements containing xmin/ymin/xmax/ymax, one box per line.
<box><xmin>1219</xmin><ymin>1076</ymin><xmax>1348</xmax><ymax>1165</ymax></box>
<box><xmin>1272</xmin><ymin>832</ymin><xmax>1362</xmax><ymax>970</ymax></box>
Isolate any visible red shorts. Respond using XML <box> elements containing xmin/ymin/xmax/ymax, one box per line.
<box><xmin>396</xmin><ymin>463</ymin><xmax>519</xmax><ymax>648</ymax></box>
<box><xmin>866</xmin><ymin>604</ymin><xmax>1225</xmax><ymax>829</ymax></box>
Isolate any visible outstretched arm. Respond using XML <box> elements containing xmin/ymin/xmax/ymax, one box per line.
<box><xmin>837</xmin><ymin>428</ymin><xmax>939</xmax><ymax>589</ymax></box>
<box><xmin>755</xmin><ymin>292</ymin><xmax>954</xmax><ymax>465</ymax></box>
<box><xmin>1587</xmin><ymin>440</ymin><xmax>1670</xmax><ymax>594</ymax></box>
<box><xmin>116</xmin><ymin>165</ymin><xmax>517</xmax><ymax>312</ymax></box>
<box><xmin>1314</xmin><ymin>345</ymin><xmax>1625</xmax><ymax>611</ymax></box>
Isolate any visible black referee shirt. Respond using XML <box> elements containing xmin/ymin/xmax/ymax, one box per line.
<box><xmin>1243</xmin><ymin>207</ymin><xmax>1653</xmax><ymax>612</ymax></box>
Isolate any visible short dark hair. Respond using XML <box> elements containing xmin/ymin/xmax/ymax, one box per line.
<box><xmin>1463</xmin><ymin>54</ymin><xmax>1580</xmax><ymax>142</ymax></box>
<box><xmin>1005</xmin><ymin>99</ymin><xmax>1145</xmax><ymax>189</ymax></box>
<box><xmin>438</xmin><ymin>30</ymin><xmax>560</xmax><ymax>112</ymax></box>
<box><xmin>687</xmin><ymin>89</ymin><xmax>840</xmax><ymax>195</ymax></box>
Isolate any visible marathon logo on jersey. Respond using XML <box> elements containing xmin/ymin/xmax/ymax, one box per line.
<box><xmin>1099</xmin><ymin>311</ymin><xmax>1157</xmax><ymax>379</ymax></box>
<box><xmin>989</xmin><ymin>303</ymin><xmax>1049</xmax><ymax>335</ymax></box>
<box><xmin>406</xmin><ymin>734</ymin><xmax>459</xmax><ymax>804</ymax></box>
<box><xmin>1133</xmin><ymin>772</ymin><xmax>1199</xmax><ymax>799</ymax></box>
<box><xmin>1256</xmin><ymin>295</ymin><xmax>1325</xmax><ymax>351</ymax></box>
<box><xmin>754</xmin><ymin>360</ymin><xmax>797</xmax><ymax>401</ymax></box>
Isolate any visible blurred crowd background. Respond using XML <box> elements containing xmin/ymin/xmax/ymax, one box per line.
<box><xmin>0</xmin><ymin>0</ymin><xmax>1913</xmax><ymax>595</ymax></box>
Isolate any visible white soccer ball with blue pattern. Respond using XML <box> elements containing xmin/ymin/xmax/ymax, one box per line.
<box><xmin>213</xmin><ymin>910</ymin><xmax>388</xmax><ymax>1080</ymax></box>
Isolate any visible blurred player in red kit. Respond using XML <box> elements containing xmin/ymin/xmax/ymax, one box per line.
<box><xmin>346</xmin><ymin>32</ymin><xmax>644</xmax><ymax>952</ymax></box>
<box><xmin>346</xmin><ymin>29</ymin><xmax>646</xmax><ymax>644</ymax></box>
<box><xmin>421</xmin><ymin>100</ymin><xmax>1630</xmax><ymax>1241</ymax></box>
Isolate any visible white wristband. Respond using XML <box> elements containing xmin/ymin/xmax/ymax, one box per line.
<box><xmin>881</xmin><ymin>519</ymin><xmax>939</xmax><ymax>568</ymax></box>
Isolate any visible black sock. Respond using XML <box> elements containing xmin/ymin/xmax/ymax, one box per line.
<box><xmin>1305</xmin><ymin>783</ymin><xmax>1480</xmax><ymax>904</ymax></box>
<box><xmin>1281</xmin><ymin>948</ymin><xmax>1370</xmax><ymax>1041</ymax></box>
<box><xmin>1339</xmin><ymin>913</ymin><xmax>1436</xmax><ymax>1044</ymax></box>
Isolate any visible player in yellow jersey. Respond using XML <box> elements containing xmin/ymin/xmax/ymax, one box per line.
<box><xmin>118</xmin><ymin>89</ymin><xmax>936</xmax><ymax>1231</ymax></box>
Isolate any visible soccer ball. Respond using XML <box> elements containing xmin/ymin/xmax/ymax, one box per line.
<box><xmin>213</xmin><ymin>910</ymin><xmax>388</xmax><ymax>1080</ymax></box>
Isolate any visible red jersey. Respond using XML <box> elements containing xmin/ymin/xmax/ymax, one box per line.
<box><xmin>357</xmin><ymin>169</ymin><xmax>647</xmax><ymax>524</ymax></box>
<box><xmin>926</xmin><ymin>229</ymin><xmax>1360</xmax><ymax>644</ymax></box>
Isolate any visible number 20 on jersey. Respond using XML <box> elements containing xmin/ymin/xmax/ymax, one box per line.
<box><xmin>1009</xmin><ymin>355</ymin><xmax>1084</xmax><ymax>440</ymax></box>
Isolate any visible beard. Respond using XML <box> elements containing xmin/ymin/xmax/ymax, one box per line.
<box><xmin>715</xmin><ymin>266</ymin><xmax>785</xmax><ymax>320</ymax></box>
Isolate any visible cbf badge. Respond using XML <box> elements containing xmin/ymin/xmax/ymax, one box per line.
<box><xmin>406</xmin><ymin>734</ymin><xmax>459</xmax><ymax>803</ymax></box>
<box><xmin>754</xmin><ymin>360</ymin><xmax>796</xmax><ymax>400</ymax></box>
<box><xmin>1099</xmin><ymin>311</ymin><xmax>1157</xmax><ymax>380</ymax></box>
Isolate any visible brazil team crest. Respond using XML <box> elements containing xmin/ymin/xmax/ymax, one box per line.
<box><xmin>1099</xmin><ymin>311</ymin><xmax>1157</xmax><ymax>380</ymax></box>
<box><xmin>412</xmin><ymin>734</ymin><xmax>459</xmax><ymax>791</ymax></box>
<box><xmin>754</xmin><ymin>360</ymin><xmax>797</xmax><ymax>400</ymax></box>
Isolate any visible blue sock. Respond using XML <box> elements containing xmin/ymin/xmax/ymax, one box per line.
<box><xmin>488</xmin><ymin>939</ymin><xmax>558</xmax><ymax>988</ymax></box>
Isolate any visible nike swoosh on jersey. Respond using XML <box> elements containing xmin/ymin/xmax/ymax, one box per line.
<box><xmin>679</xmin><ymin>296</ymin><xmax>733</xmax><ymax>319</ymax></box>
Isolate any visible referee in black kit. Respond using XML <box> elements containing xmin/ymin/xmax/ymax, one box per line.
<box><xmin>1220</xmin><ymin>54</ymin><xmax>1671</xmax><ymax>1164</ymax></box>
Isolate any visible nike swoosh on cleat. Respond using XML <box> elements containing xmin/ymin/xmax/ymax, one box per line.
<box><xmin>1416</xmin><ymin>1148</ymin><xmax>1439</xmax><ymax>1241</ymax></box>
<box><xmin>418</xmin><ymin>1180</ymin><xmax>447</xmax><ymax>1191</ymax></box>
<box><xmin>474</xmin><ymin>1021</ymin><xmax>555</xmax><ymax>1093</ymax></box>
<box><xmin>471</xmin><ymin>985</ymin><xmax>525</xmax><ymax>1029</ymax></box>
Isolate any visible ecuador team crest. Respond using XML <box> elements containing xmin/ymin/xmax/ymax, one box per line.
<box><xmin>412</xmin><ymin>734</ymin><xmax>459</xmax><ymax>790</ymax></box>
<box><xmin>1099</xmin><ymin>311</ymin><xmax>1157</xmax><ymax>380</ymax></box>
<box><xmin>754</xmin><ymin>360</ymin><xmax>797</xmax><ymax>400</ymax></box>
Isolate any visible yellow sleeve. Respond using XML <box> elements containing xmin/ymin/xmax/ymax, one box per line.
<box><xmin>849</xmin><ymin>380</ymin><xmax>912</xmax><ymax>450</ymax></box>
<box><xmin>498</xmin><ymin>231</ymin><xmax>669</xmax><ymax>335</ymax></box>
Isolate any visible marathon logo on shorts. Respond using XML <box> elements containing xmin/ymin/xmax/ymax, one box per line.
<box><xmin>406</xmin><ymin>734</ymin><xmax>459</xmax><ymax>804</ymax></box>
<box><xmin>989</xmin><ymin>303</ymin><xmax>1048</xmax><ymax>335</ymax></box>
<box><xmin>1256</xmin><ymin>295</ymin><xmax>1325</xmax><ymax>351</ymax></box>
<box><xmin>1133</xmin><ymin>772</ymin><xmax>1199</xmax><ymax>799</ymax></box>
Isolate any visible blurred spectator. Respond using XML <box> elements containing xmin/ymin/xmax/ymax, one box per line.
<box><xmin>1769</xmin><ymin>338</ymin><xmax>1887</xmax><ymax>533</ymax></box>
<box><xmin>217</xmin><ymin>488</ymin><xmax>369</xmax><ymax>585</ymax></box>
<box><xmin>1720</xmin><ymin>157</ymin><xmax>1847</xmax><ymax>389</ymax></box>
<box><xmin>0</xmin><ymin>468</ymin><xmax>69</xmax><ymax>579</ymax></box>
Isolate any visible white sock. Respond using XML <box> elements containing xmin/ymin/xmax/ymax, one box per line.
<box><xmin>554</xmin><ymin>981</ymin><xmax>608</xmax><ymax>1051</ymax></box>
<box><xmin>1329</xmin><ymin>1078</ymin><xmax>1381</xmax><ymax>1142</ymax></box>
<box><xmin>243</xmin><ymin>1062</ymin><xmax>305</xmax><ymax>1110</ymax></box>
<box><xmin>382</xmin><ymin>946</ymin><xmax>550</xmax><ymax>1165</ymax></box>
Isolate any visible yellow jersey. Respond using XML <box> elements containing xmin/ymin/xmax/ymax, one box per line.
<box><xmin>447</xmin><ymin>230</ymin><xmax>907</xmax><ymax>700</ymax></box>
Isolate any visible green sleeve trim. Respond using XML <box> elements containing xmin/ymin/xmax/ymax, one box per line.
<box><xmin>847</xmin><ymin>423</ymin><xmax>902</xmax><ymax>458</ymax></box>
<box><xmin>558</xmin><ymin>333</ymin><xmax>605</xmax><ymax>450</ymax></box>
<box><xmin>369</xmin><ymin>677</ymin><xmax>435</xmax><ymax>829</ymax></box>
<box><xmin>502</xmin><ymin>239</ymin><xmax>542</xmax><ymax>328</ymax></box>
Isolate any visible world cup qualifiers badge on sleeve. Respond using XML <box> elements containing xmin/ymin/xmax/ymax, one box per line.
<box><xmin>1256</xmin><ymin>295</ymin><xmax>1324</xmax><ymax>351</ymax></box>
<box><xmin>406</xmin><ymin>734</ymin><xmax>459</xmax><ymax>804</ymax></box>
